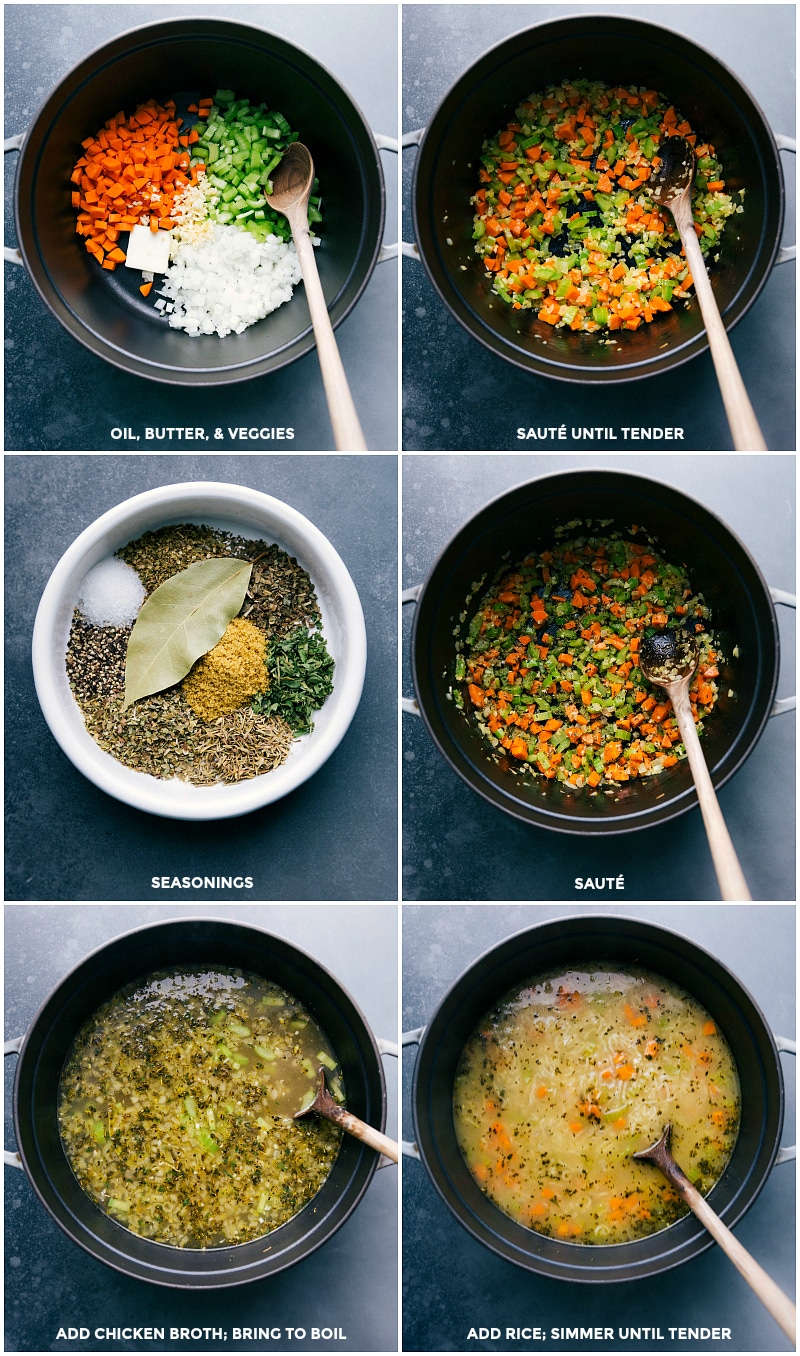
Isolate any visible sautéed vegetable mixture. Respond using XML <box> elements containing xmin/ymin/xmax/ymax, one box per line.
<box><xmin>453</xmin><ymin>965</ymin><xmax>740</xmax><ymax>1243</ymax></box>
<box><xmin>473</xmin><ymin>80</ymin><xmax>738</xmax><ymax>332</ymax></box>
<box><xmin>58</xmin><ymin>968</ymin><xmax>344</xmax><ymax>1248</ymax></box>
<box><xmin>454</xmin><ymin>527</ymin><xmax>721</xmax><ymax>788</ymax></box>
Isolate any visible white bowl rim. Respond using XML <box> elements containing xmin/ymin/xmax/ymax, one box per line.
<box><xmin>32</xmin><ymin>481</ymin><xmax>367</xmax><ymax>821</ymax></box>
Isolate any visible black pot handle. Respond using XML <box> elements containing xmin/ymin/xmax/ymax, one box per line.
<box><xmin>400</xmin><ymin>584</ymin><xmax>795</xmax><ymax>716</ymax></box>
<box><xmin>374</xmin><ymin>133</ymin><xmax>399</xmax><ymax>264</ymax></box>
<box><xmin>775</xmin><ymin>1035</ymin><xmax>796</xmax><ymax>1165</ymax></box>
<box><xmin>775</xmin><ymin>136</ymin><xmax>796</xmax><ymax>266</ymax></box>
<box><xmin>3</xmin><ymin>136</ymin><xmax>23</xmax><ymax>267</ymax></box>
<box><xmin>400</xmin><ymin>1026</ymin><xmax>425</xmax><ymax>1159</ymax></box>
<box><xmin>3</xmin><ymin>1038</ymin><xmax>23</xmax><ymax>1169</ymax></box>
<box><xmin>401</xmin><ymin>587</ymin><xmax>422</xmax><ymax>716</ymax></box>
<box><xmin>3</xmin><ymin>1034</ymin><xmax>402</xmax><ymax>1172</ymax></box>
<box><xmin>400</xmin><ymin>1030</ymin><xmax>796</xmax><ymax>1164</ymax></box>
<box><xmin>770</xmin><ymin>589</ymin><xmax>796</xmax><ymax>716</ymax></box>
<box><xmin>375</xmin><ymin>1037</ymin><xmax>399</xmax><ymax>1169</ymax></box>
<box><xmin>400</xmin><ymin>129</ymin><xmax>796</xmax><ymax>265</ymax></box>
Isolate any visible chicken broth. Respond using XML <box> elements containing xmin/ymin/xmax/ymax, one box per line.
<box><xmin>453</xmin><ymin>965</ymin><xmax>740</xmax><ymax>1244</ymax></box>
<box><xmin>58</xmin><ymin>967</ymin><xmax>344</xmax><ymax>1248</ymax></box>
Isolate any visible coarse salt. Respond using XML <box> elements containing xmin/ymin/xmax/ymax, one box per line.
<box><xmin>77</xmin><ymin>557</ymin><xmax>145</xmax><ymax>627</ymax></box>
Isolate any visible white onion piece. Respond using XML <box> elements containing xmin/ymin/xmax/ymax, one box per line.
<box><xmin>160</xmin><ymin>225</ymin><xmax>301</xmax><ymax>337</ymax></box>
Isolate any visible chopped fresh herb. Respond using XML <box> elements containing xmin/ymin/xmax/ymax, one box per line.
<box><xmin>252</xmin><ymin>627</ymin><xmax>335</xmax><ymax>734</ymax></box>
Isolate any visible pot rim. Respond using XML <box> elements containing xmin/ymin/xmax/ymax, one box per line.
<box><xmin>410</xmin><ymin>11</ymin><xmax>785</xmax><ymax>384</ymax></box>
<box><xmin>410</xmin><ymin>912</ymin><xmax>787</xmax><ymax>1281</ymax></box>
<box><xmin>409</xmin><ymin>466</ymin><xmax>780</xmax><ymax>835</ymax></box>
<box><xmin>32</xmin><ymin>480</ymin><xmax>367</xmax><ymax>820</ymax></box>
<box><xmin>10</xmin><ymin>916</ymin><xmax>388</xmax><ymax>1288</ymax></box>
<box><xmin>13</xmin><ymin>15</ymin><xmax>386</xmax><ymax>386</ymax></box>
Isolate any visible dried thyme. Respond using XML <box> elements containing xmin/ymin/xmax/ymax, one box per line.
<box><xmin>79</xmin><ymin>690</ymin><xmax>293</xmax><ymax>785</ymax></box>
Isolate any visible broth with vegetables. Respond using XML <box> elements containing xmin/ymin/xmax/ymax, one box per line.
<box><xmin>58</xmin><ymin>967</ymin><xmax>344</xmax><ymax>1248</ymax></box>
<box><xmin>453</xmin><ymin>965</ymin><xmax>739</xmax><ymax>1244</ymax></box>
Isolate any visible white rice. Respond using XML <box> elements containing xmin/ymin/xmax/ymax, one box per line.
<box><xmin>159</xmin><ymin>225</ymin><xmax>302</xmax><ymax>337</ymax></box>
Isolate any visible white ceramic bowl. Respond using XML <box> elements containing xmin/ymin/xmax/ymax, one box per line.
<box><xmin>32</xmin><ymin>482</ymin><xmax>367</xmax><ymax>820</ymax></box>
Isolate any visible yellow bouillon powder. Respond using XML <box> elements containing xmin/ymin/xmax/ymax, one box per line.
<box><xmin>182</xmin><ymin>617</ymin><xmax>268</xmax><ymax>721</ymax></box>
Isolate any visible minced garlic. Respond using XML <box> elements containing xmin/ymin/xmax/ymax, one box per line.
<box><xmin>170</xmin><ymin>172</ymin><xmax>219</xmax><ymax>251</ymax></box>
<box><xmin>182</xmin><ymin>617</ymin><xmax>268</xmax><ymax>721</ymax></box>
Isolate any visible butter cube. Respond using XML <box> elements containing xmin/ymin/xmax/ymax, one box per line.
<box><xmin>125</xmin><ymin>223</ymin><xmax>172</xmax><ymax>274</ymax></box>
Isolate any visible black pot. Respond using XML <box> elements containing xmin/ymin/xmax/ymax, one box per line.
<box><xmin>6</xmin><ymin>918</ymin><xmax>388</xmax><ymax>1288</ymax></box>
<box><xmin>408</xmin><ymin>468</ymin><xmax>784</xmax><ymax>835</ymax></box>
<box><xmin>406</xmin><ymin>914</ymin><xmax>792</xmax><ymax>1282</ymax></box>
<box><xmin>411</xmin><ymin>14</ymin><xmax>789</xmax><ymax>383</ymax></box>
<box><xmin>10</xmin><ymin>18</ymin><xmax>386</xmax><ymax>385</ymax></box>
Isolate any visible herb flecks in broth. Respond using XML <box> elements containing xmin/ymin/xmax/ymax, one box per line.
<box><xmin>58</xmin><ymin>968</ymin><xmax>344</xmax><ymax>1248</ymax></box>
<box><xmin>453</xmin><ymin>965</ymin><xmax>739</xmax><ymax>1244</ymax></box>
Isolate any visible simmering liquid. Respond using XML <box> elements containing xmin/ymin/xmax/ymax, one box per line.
<box><xmin>58</xmin><ymin>967</ymin><xmax>344</xmax><ymax>1247</ymax></box>
<box><xmin>453</xmin><ymin>964</ymin><xmax>739</xmax><ymax>1243</ymax></box>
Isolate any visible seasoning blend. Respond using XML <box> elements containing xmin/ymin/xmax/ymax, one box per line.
<box><xmin>67</xmin><ymin>524</ymin><xmax>334</xmax><ymax>785</ymax></box>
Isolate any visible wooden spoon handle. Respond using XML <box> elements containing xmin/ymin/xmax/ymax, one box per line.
<box><xmin>334</xmin><ymin>1107</ymin><xmax>399</xmax><ymax>1163</ymax></box>
<box><xmin>682</xmin><ymin>1179</ymin><xmax>796</xmax><ymax>1344</ymax></box>
<box><xmin>670</xmin><ymin>686</ymin><xmax>751</xmax><ymax>900</ymax></box>
<box><xmin>673</xmin><ymin>198</ymin><xmax>766</xmax><ymax>451</ymax></box>
<box><xmin>290</xmin><ymin>210</ymin><xmax>368</xmax><ymax>451</ymax></box>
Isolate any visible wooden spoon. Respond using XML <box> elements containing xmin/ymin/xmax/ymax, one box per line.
<box><xmin>635</xmin><ymin>1124</ymin><xmax>795</xmax><ymax>1344</ymax></box>
<box><xmin>650</xmin><ymin>136</ymin><xmax>766</xmax><ymax>451</ymax></box>
<box><xmin>267</xmin><ymin>142</ymin><xmax>367</xmax><ymax>451</ymax></box>
<box><xmin>295</xmin><ymin>1067</ymin><xmax>398</xmax><ymax>1163</ymax></box>
<box><xmin>638</xmin><ymin>630</ymin><xmax>751</xmax><ymax>900</ymax></box>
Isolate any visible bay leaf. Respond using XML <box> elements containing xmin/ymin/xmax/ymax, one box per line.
<box><xmin>124</xmin><ymin>557</ymin><xmax>253</xmax><ymax>708</ymax></box>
